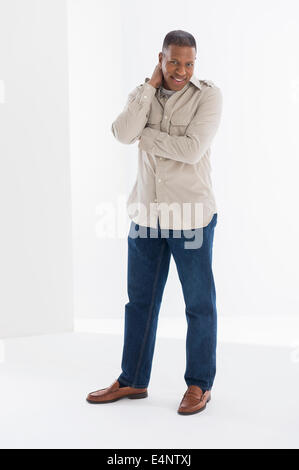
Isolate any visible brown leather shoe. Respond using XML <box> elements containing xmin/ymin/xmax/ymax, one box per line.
<box><xmin>177</xmin><ymin>385</ymin><xmax>211</xmax><ymax>415</ymax></box>
<box><xmin>86</xmin><ymin>379</ymin><xmax>148</xmax><ymax>404</ymax></box>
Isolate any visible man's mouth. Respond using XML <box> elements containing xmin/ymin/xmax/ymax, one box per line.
<box><xmin>171</xmin><ymin>76</ymin><xmax>186</xmax><ymax>83</ymax></box>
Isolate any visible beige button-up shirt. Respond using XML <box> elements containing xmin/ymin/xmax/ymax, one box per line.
<box><xmin>111</xmin><ymin>74</ymin><xmax>223</xmax><ymax>230</ymax></box>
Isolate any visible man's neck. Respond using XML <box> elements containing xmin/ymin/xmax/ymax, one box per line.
<box><xmin>161</xmin><ymin>78</ymin><xmax>171</xmax><ymax>90</ymax></box>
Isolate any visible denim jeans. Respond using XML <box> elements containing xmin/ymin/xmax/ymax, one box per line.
<box><xmin>118</xmin><ymin>213</ymin><xmax>218</xmax><ymax>391</ymax></box>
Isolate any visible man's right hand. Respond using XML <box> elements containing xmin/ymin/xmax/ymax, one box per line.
<box><xmin>148</xmin><ymin>63</ymin><xmax>163</xmax><ymax>89</ymax></box>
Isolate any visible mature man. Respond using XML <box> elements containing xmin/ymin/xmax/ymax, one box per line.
<box><xmin>86</xmin><ymin>30</ymin><xmax>223</xmax><ymax>415</ymax></box>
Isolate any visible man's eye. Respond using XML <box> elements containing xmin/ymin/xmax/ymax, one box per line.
<box><xmin>171</xmin><ymin>61</ymin><xmax>193</xmax><ymax>66</ymax></box>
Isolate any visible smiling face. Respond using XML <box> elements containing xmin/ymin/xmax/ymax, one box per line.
<box><xmin>159</xmin><ymin>44</ymin><xmax>196</xmax><ymax>91</ymax></box>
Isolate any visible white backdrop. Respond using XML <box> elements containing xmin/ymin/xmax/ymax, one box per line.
<box><xmin>0</xmin><ymin>0</ymin><xmax>73</xmax><ymax>338</ymax></box>
<box><xmin>68</xmin><ymin>0</ymin><xmax>299</xmax><ymax>324</ymax></box>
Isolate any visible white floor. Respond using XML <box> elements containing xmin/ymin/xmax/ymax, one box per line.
<box><xmin>0</xmin><ymin>316</ymin><xmax>299</xmax><ymax>449</ymax></box>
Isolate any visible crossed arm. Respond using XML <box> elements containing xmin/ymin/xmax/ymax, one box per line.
<box><xmin>111</xmin><ymin>81</ymin><xmax>157</xmax><ymax>145</ymax></box>
<box><xmin>111</xmin><ymin>82</ymin><xmax>223</xmax><ymax>165</ymax></box>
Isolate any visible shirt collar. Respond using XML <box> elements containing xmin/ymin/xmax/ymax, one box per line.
<box><xmin>144</xmin><ymin>74</ymin><xmax>202</xmax><ymax>91</ymax></box>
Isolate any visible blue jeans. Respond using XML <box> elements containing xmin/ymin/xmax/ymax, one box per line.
<box><xmin>118</xmin><ymin>213</ymin><xmax>218</xmax><ymax>391</ymax></box>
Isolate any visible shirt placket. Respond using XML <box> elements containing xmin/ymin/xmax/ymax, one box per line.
<box><xmin>154</xmin><ymin>97</ymin><xmax>172</xmax><ymax>226</ymax></box>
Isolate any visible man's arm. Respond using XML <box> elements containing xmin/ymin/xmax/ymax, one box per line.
<box><xmin>138</xmin><ymin>86</ymin><xmax>223</xmax><ymax>164</ymax></box>
<box><xmin>111</xmin><ymin>82</ymin><xmax>157</xmax><ymax>145</ymax></box>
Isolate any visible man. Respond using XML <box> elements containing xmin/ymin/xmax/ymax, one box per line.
<box><xmin>86</xmin><ymin>30</ymin><xmax>223</xmax><ymax>415</ymax></box>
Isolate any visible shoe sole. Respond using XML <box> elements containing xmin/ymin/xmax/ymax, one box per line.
<box><xmin>177</xmin><ymin>397</ymin><xmax>211</xmax><ymax>415</ymax></box>
<box><xmin>86</xmin><ymin>391</ymin><xmax>148</xmax><ymax>404</ymax></box>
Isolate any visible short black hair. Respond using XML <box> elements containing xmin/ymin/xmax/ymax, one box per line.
<box><xmin>162</xmin><ymin>30</ymin><xmax>197</xmax><ymax>54</ymax></box>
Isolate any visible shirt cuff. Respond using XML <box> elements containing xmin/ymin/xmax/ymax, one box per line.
<box><xmin>138</xmin><ymin>82</ymin><xmax>157</xmax><ymax>105</ymax></box>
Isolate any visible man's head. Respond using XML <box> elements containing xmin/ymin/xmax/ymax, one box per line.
<box><xmin>159</xmin><ymin>30</ymin><xmax>197</xmax><ymax>91</ymax></box>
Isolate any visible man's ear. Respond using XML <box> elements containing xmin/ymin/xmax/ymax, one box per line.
<box><xmin>158</xmin><ymin>52</ymin><xmax>162</xmax><ymax>64</ymax></box>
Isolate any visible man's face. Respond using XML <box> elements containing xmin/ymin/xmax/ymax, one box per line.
<box><xmin>159</xmin><ymin>44</ymin><xmax>196</xmax><ymax>91</ymax></box>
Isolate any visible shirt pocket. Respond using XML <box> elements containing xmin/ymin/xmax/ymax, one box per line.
<box><xmin>146</xmin><ymin>102</ymin><xmax>162</xmax><ymax>130</ymax></box>
<box><xmin>146</xmin><ymin>114</ymin><xmax>162</xmax><ymax>130</ymax></box>
<box><xmin>169</xmin><ymin>113</ymin><xmax>191</xmax><ymax>136</ymax></box>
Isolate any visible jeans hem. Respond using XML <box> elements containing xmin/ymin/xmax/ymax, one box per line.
<box><xmin>185</xmin><ymin>380</ymin><xmax>212</xmax><ymax>391</ymax></box>
<box><xmin>118</xmin><ymin>376</ymin><xmax>148</xmax><ymax>389</ymax></box>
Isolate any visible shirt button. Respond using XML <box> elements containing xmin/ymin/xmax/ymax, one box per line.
<box><xmin>158</xmin><ymin>179</ymin><xmax>162</xmax><ymax>183</ymax></box>
<box><xmin>144</xmin><ymin>95</ymin><xmax>147</xmax><ymax>99</ymax></box>
<box><xmin>164</xmin><ymin>116</ymin><xmax>168</xmax><ymax>119</ymax></box>
<box><xmin>159</xmin><ymin>157</ymin><xmax>162</xmax><ymax>160</ymax></box>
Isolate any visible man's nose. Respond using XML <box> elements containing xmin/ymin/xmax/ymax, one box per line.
<box><xmin>176</xmin><ymin>68</ymin><xmax>186</xmax><ymax>76</ymax></box>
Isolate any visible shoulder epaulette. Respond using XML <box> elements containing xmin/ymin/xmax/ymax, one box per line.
<box><xmin>199</xmin><ymin>79</ymin><xmax>216</xmax><ymax>88</ymax></box>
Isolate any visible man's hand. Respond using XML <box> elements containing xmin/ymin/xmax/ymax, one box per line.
<box><xmin>148</xmin><ymin>63</ymin><xmax>163</xmax><ymax>89</ymax></box>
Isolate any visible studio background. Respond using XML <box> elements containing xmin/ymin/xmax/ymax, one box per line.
<box><xmin>68</xmin><ymin>0</ymin><xmax>299</xmax><ymax>333</ymax></box>
<box><xmin>1</xmin><ymin>0</ymin><xmax>299</xmax><ymax>449</ymax></box>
